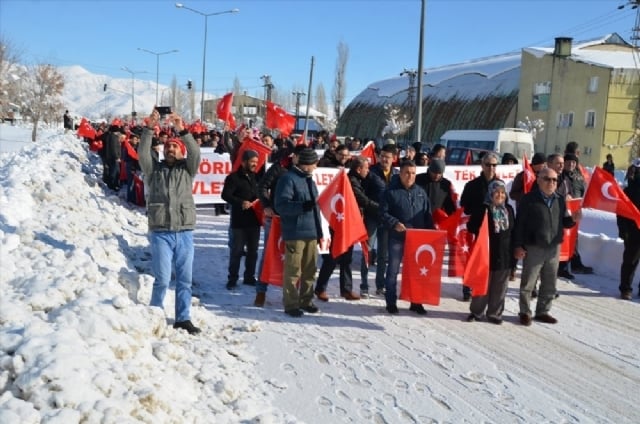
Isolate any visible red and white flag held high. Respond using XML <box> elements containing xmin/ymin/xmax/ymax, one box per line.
<box><xmin>440</xmin><ymin>208</ymin><xmax>474</xmax><ymax>277</ymax></box>
<box><xmin>265</xmin><ymin>101</ymin><xmax>296</xmax><ymax>137</ymax></box>
<box><xmin>359</xmin><ymin>140</ymin><xmax>377</xmax><ymax>165</ymax></box>
<box><xmin>77</xmin><ymin>118</ymin><xmax>96</xmax><ymax>140</ymax></box>
<box><xmin>317</xmin><ymin>169</ymin><xmax>368</xmax><ymax>258</ymax></box>
<box><xmin>216</xmin><ymin>92</ymin><xmax>235</xmax><ymax>129</ymax></box>
<box><xmin>259</xmin><ymin>216</ymin><xmax>284</xmax><ymax>286</ymax></box>
<box><xmin>400</xmin><ymin>229</ymin><xmax>447</xmax><ymax>306</ymax></box>
<box><xmin>462</xmin><ymin>211</ymin><xmax>490</xmax><ymax>297</ymax></box>
<box><xmin>583</xmin><ymin>167</ymin><xmax>640</xmax><ymax>227</ymax></box>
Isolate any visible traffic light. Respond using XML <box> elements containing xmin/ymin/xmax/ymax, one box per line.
<box><xmin>103</xmin><ymin>84</ymin><xmax>107</xmax><ymax>91</ymax></box>
<box><xmin>187</xmin><ymin>80</ymin><xmax>192</xmax><ymax>90</ymax></box>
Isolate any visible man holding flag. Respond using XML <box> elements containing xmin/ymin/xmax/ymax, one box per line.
<box><xmin>380</xmin><ymin>160</ymin><xmax>434</xmax><ymax>315</ymax></box>
<box><xmin>616</xmin><ymin>160</ymin><xmax>640</xmax><ymax>300</ymax></box>
<box><xmin>513</xmin><ymin>167</ymin><xmax>581</xmax><ymax>326</ymax></box>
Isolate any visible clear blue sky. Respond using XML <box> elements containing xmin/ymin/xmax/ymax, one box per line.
<box><xmin>2</xmin><ymin>0</ymin><xmax>636</xmax><ymax>106</ymax></box>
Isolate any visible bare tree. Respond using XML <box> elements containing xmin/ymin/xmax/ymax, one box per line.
<box><xmin>23</xmin><ymin>64</ymin><xmax>64</xmax><ymax>141</ymax></box>
<box><xmin>315</xmin><ymin>83</ymin><xmax>328</xmax><ymax>116</ymax></box>
<box><xmin>332</xmin><ymin>41</ymin><xmax>349</xmax><ymax>120</ymax></box>
<box><xmin>0</xmin><ymin>35</ymin><xmax>27</xmax><ymax>120</ymax></box>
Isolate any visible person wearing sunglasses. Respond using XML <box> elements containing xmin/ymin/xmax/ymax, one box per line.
<box><xmin>459</xmin><ymin>152</ymin><xmax>502</xmax><ymax>301</ymax></box>
<box><xmin>513</xmin><ymin>167</ymin><xmax>582</xmax><ymax>326</ymax></box>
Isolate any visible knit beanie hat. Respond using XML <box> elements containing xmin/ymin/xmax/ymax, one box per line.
<box><xmin>428</xmin><ymin>158</ymin><xmax>445</xmax><ymax>174</ymax></box>
<box><xmin>297</xmin><ymin>148</ymin><xmax>319</xmax><ymax>165</ymax></box>
<box><xmin>165</xmin><ymin>137</ymin><xmax>186</xmax><ymax>156</ymax></box>
<box><xmin>242</xmin><ymin>149</ymin><xmax>259</xmax><ymax>161</ymax></box>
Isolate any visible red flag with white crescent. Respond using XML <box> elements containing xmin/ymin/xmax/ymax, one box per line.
<box><xmin>440</xmin><ymin>208</ymin><xmax>474</xmax><ymax>277</ymax></box>
<box><xmin>317</xmin><ymin>169</ymin><xmax>368</xmax><ymax>258</ymax></box>
<box><xmin>583</xmin><ymin>167</ymin><xmax>640</xmax><ymax>227</ymax></box>
<box><xmin>400</xmin><ymin>229</ymin><xmax>447</xmax><ymax>305</ymax></box>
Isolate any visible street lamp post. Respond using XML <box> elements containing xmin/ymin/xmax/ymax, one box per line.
<box><xmin>175</xmin><ymin>3</ymin><xmax>239</xmax><ymax>122</ymax></box>
<box><xmin>292</xmin><ymin>91</ymin><xmax>306</xmax><ymax>133</ymax></box>
<box><xmin>121</xmin><ymin>66</ymin><xmax>148</xmax><ymax>117</ymax></box>
<box><xmin>137</xmin><ymin>48</ymin><xmax>178</xmax><ymax>105</ymax></box>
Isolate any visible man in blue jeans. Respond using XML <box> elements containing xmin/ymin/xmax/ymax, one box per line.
<box><xmin>369</xmin><ymin>143</ymin><xmax>399</xmax><ymax>296</ymax></box>
<box><xmin>380</xmin><ymin>160</ymin><xmax>434</xmax><ymax>315</ymax></box>
<box><xmin>138</xmin><ymin>109</ymin><xmax>201</xmax><ymax>335</ymax></box>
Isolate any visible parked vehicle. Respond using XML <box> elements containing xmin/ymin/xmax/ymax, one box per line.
<box><xmin>439</xmin><ymin>128</ymin><xmax>534</xmax><ymax>160</ymax></box>
<box><xmin>445</xmin><ymin>147</ymin><xmax>494</xmax><ymax>165</ymax></box>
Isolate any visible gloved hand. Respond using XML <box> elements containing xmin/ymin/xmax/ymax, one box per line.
<box><xmin>302</xmin><ymin>200</ymin><xmax>314</xmax><ymax>212</ymax></box>
<box><xmin>619</xmin><ymin>231</ymin><xmax>628</xmax><ymax>241</ymax></box>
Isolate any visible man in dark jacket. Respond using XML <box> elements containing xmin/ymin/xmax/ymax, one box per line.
<box><xmin>102</xmin><ymin>124</ymin><xmax>125</xmax><ymax>190</ymax></box>
<box><xmin>380</xmin><ymin>160</ymin><xmax>434</xmax><ymax>315</ymax></box>
<box><xmin>314</xmin><ymin>144</ymin><xmax>359</xmax><ymax>301</ymax></box>
<box><xmin>222</xmin><ymin>149</ymin><xmax>261</xmax><ymax>290</ymax></box>
<box><xmin>415</xmin><ymin>158</ymin><xmax>457</xmax><ymax>221</ymax></box>
<box><xmin>513</xmin><ymin>167</ymin><xmax>581</xmax><ymax>326</ymax></box>
<box><xmin>139</xmin><ymin>110</ymin><xmax>201</xmax><ymax>335</ymax></box>
<box><xmin>617</xmin><ymin>162</ymin><xmax>640</xmax><ymax>300</ymax></box>
<box><xmin>348</xmin><ymin>156</ymin><xmax>383</xmax><ymax>297</ymax></box>
<box><xmin>459</xmin><ymin>152</ymin><xmax>502</xmax><ymax>300</ymax></box>
<box><xmin>274</xmin><ymin>148</ymin><xmax>323</xmax><ymax>317</ymax></box>
<box><xmin>369</xmin><ymin>143</ymin><xmax>400</xmax><ymax>296</ymax></box>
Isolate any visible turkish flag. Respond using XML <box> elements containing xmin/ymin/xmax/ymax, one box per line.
<box><xmin>317</xmin><ymin>169</ymin><xmax>368</xmax><ymax>258</ymax></box>
<box><xmin>462</xmin><ymin>211</ymin><xmax>490</xmax><ymax>297</ymax></box>
<box><xmin>359</xmin><ymin>140</ymin><xmax>377</xmax><ymax>165</ymax></box>
<box><xmin>440</xmin><ymin>208</ymin><xmax>474</xmax><ymax>277</ymax></box>
<box><xmin>279</xmin><ymin>114</ymin><xmax>295</xmax><ymax>137</ymax></box>
<box><xmin>583</xmin><ymin>167</ymin><xmax>640</xmax><ymax>227</ymax></box>
<box><xmin>522</xmin><ymin>153</ymin><xmax>536</xmax><ymax>194</ymax></box>
<box><xmin>216</xmin><ymin>92</ymin><xmax>234</xmax><ymax>125</ymax></box>
<box><xmin>559</xmin><ymin>198</ymin><xmax>581</xmax><ymax>261</ymax></box>
<box><xmin>251</xmin><ymin>199</ymin><xmax>265</xmax><ymax>226</ymax></box>
<box><xmin>265</xmin><ymin>101</ymin><xmax>295</xmax><ymax>136</ymax></box>
<box><xmin>77</xmin><ymin>118</ymin><xmax>96</xmax><ymax>140</ymax></box>
<box><xmin>232</xmin><ymin>137</ymin><xmax>273</xmax><ymax>172</ymax></box>
<box><xmin>432</xmin><ymin>208</ymin><xmax>450</xmax><ymax>229</ymax></box>
<box><xmin>260</xmin><ymin>216</ymin><xmax>284</xmax><ymax>286</ymax></box>
<box><xmin>400</xmin><ymin>229</ymin><xmax>447</xmax><ymax>305</ymax></box>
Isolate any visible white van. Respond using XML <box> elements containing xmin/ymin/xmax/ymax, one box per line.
<box><xmin>439</xmin><ymin>128</ymin><xmax>534</xmax><ymax>160</ymax></box>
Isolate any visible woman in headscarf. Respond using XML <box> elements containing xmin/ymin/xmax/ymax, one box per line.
<box><xmin>465</xmin><ymin>180</ymin><xmax>515</xmax><ymax>324</ymax></box>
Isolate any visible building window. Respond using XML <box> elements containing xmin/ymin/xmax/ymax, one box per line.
<box><xmin>586</xmin><ymin>110</ymin><xmax>596</xmax><ymax>128</ymax></box>
<box><xmin>243</xmin><ymin>106</ymin><xmax>257</xmax><ymax>115</ymax></box>
<box><xmin>532</xmin><ymin>81</ymin><xmax>551</xmax><ymax>111</ymax></box>
<box><xmin>588</xmin><ymin>76</ymin><xmax>599</xmax><ymax>93</ymax></box>
<box><xmin>557</xmin><ymin>112</ymin><xmax>574</xmax><ymax>128</ymax></box>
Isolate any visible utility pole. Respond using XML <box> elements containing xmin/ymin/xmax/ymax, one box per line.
<box><xmin>400</xmin><ymin>68</ymin><xmax>417</xmax><ymax>147</ymax></box>
<box><xmin>415</xmin><ymin>0</ymin><xmax>426</xmax><ymax>145</ymax></box>
<box><xmin>260</xmin><ymin>74</ymin><xmax>274</xmax><ymax>102</ymax></box>
<box><xmin>292</xmin><ymin>90</ymin><xmax>306</xmax><ymax>132</ymax></box>
<box><xmin>303</xmin><ymin>56</ymin><xmax>315</xmax><ymax>141</ymax></box>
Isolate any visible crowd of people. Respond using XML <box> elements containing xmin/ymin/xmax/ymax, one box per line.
<box><xmin>77</xmin><ymin>109</ymin><xmax>638</xmax><ymax>335</ymax></box>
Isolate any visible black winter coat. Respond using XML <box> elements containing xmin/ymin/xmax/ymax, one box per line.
<box><xmin>348</xmin><ymin>170</ymin><xmax>379</xmax><ymax>219</ymax></box>
<box><xmin>221</xmin><ymin>168</ymin><xmax>260</xmax><ymax>229</ymax></box>
<box><xmin>467</xmin><ymin>203</ymin><xmax>515</xmax><ymax>271</ymax></box>
<box><xmin>513</xmin><ymin>187</ymin><xmax>575</xmax><ymax>249</ymax></box>
<box><xmin>415</xmin><ymin>172</ymin><xmax>457</xmax><ymax>216</ymax></box>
